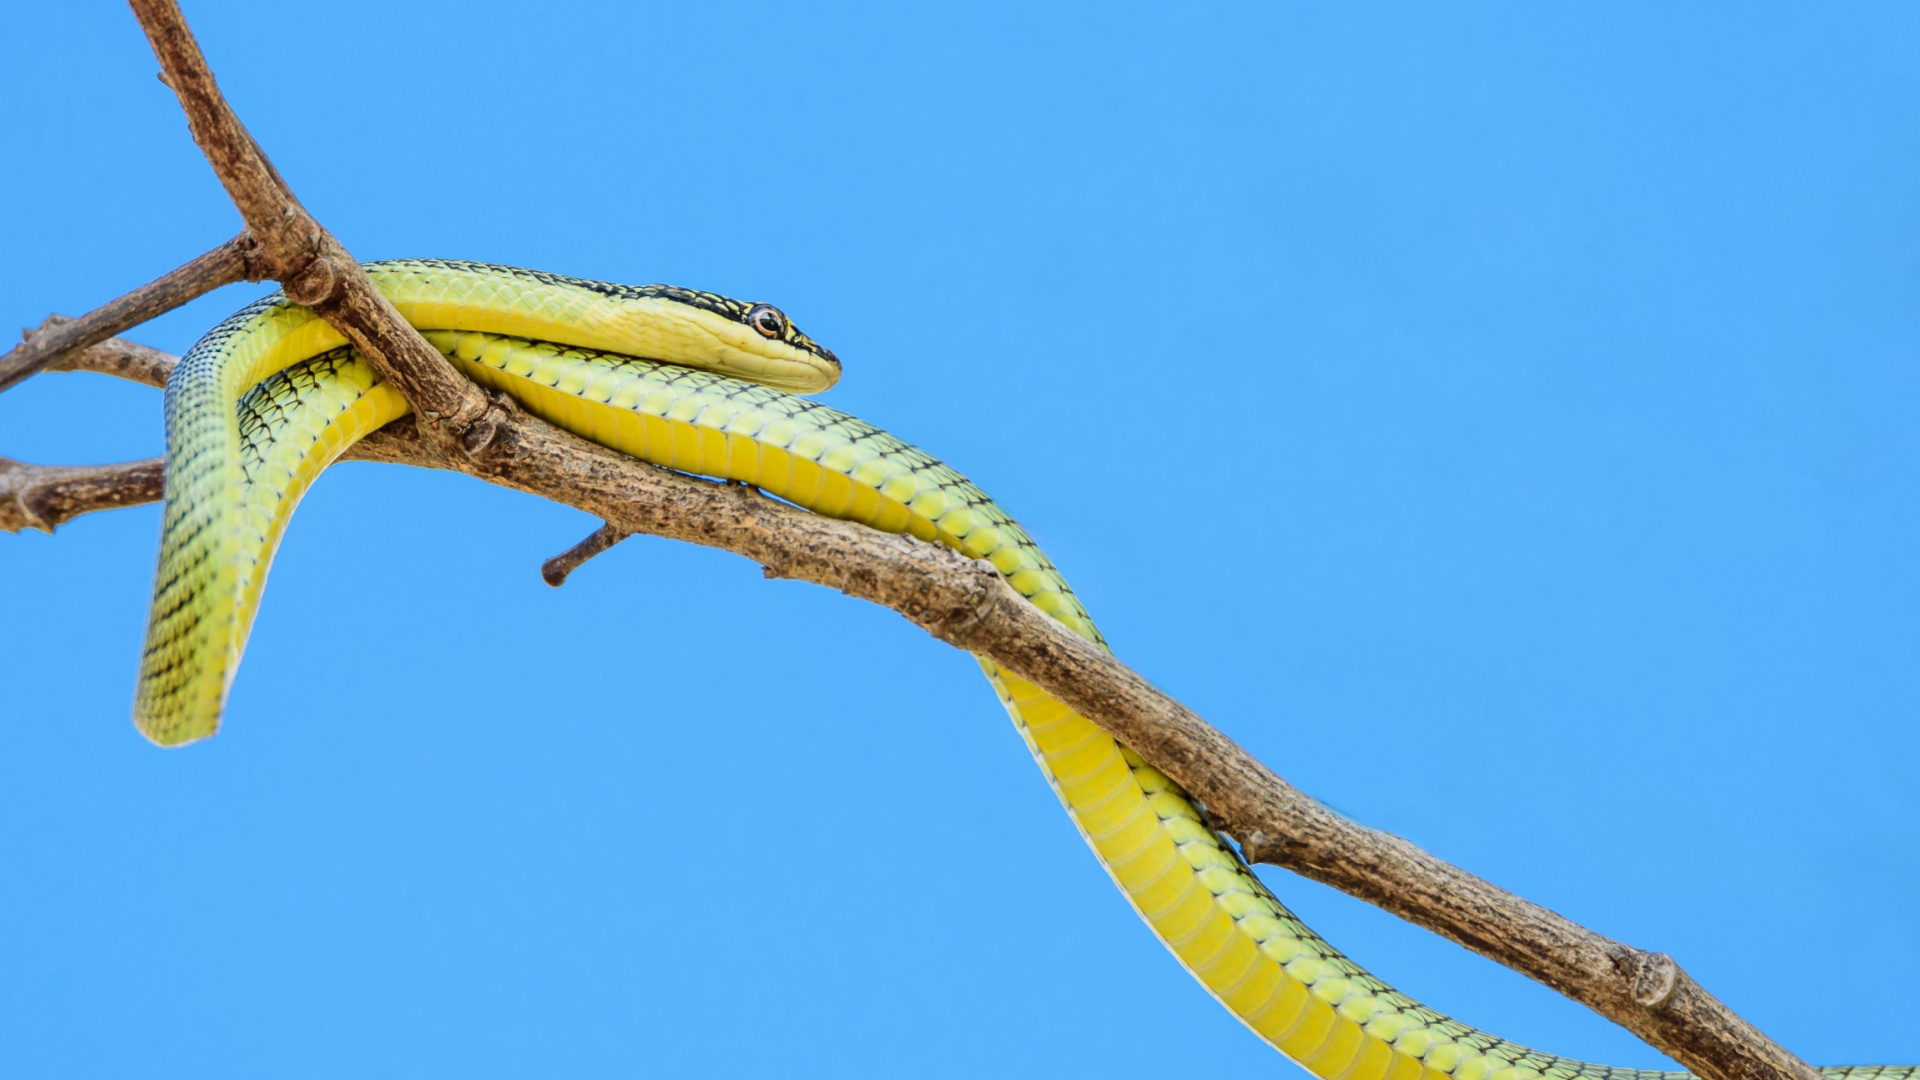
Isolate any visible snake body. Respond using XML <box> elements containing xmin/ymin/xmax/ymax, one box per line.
<box><xmin>139</xmin><ymin>261</ymin><xmax>1910</xmax><ymax>1079</ymax></box>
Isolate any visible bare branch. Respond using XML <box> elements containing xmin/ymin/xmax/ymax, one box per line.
<box><xmin>0</xmin><ymin>235</ymin><xmax>251</xmax><ymax>393</ymax></box>
<box><xmin>541</xmin><ymin>521</ymin><xmax>634</xmax><ymax>587</ymax></box>
<box><xmin>47</xmin><ymin>337</ymin><xmax>178</xmax><ymax>389</ymax></box>
<box><xmin>0</xmin><ymin>456</ymin><xmax>165</xmax><ymax>534</ymax></box>
<box><xmin>127</xmin><ymin>0</ymin><xmax>491</xmax><ymax>433</ymax></box>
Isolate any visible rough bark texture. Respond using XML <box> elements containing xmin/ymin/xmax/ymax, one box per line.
<box><xmin>0</xmin><ymin>456</ymin><xmax>167</xmax><ymax>534</ymax></box>
<box><xmin>45</xmin><ymin>336</ymin><xmax>180</xmax><ymax>389</ymax></box>
<box><xmin>0</xmin><ymin>6</ymin><xmax>1842</xmax><ymax>1080</ymax></box>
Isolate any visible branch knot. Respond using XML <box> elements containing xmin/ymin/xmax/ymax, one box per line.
<box><xmin>457</xmin><ymin>392</ymin><xmax>521</xmax><ymax>460</ymax></box>
<box><xmin>282</xmin><ymin>255</ymin><xmax>339</xmax><ymax>307</ymax></box>
<box><xmin>927</xmin><ymin>559</ymin><xmax>1005</xmax><ymax>649</ymax></box>
<box><xmin>1234</xmin><ymin>828</ymin><xmax>1285</xmax><ymax>865</ymax></box>
<box><xmin>1631</xmin><ymin>951</ymin><xmax>1679</xmax><ymax>1008</ymax></box>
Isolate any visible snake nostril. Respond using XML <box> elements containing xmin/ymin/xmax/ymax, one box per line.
<box><xmin>818</xmin><ymin>347</ymin><xmax>841</xmax><ymax>368</ymax></box>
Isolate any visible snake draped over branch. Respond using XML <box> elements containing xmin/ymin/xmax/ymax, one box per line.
<box><xmin>138</xmin><ymin>260</ymin><xmax>1912</xmax><ymax>1080</ymax></box>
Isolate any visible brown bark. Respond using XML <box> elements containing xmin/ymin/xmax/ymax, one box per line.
<box><xmin>45</xmin><ymin>336</ymin><xmax>179</xmax><ymax>389</ymax></box>
<box><xmin>0</xmin><ymin>456</ymin><xmax>166</xmax><ymax>534</ymax></box>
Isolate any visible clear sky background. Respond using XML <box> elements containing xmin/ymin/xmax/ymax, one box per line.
<box><xmin>2</xmin><ymin>4</ymin><xmax>1916</xmax><ymax>1077</ymax></box>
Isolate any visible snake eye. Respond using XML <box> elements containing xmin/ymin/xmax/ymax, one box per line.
<box><xmin>746</xmin><ymin>304</ymin><xmax>788</xmax><ymax>340</ymax></box>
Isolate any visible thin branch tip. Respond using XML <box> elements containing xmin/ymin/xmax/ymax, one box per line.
<box><xmin>541</xmin><ymin>522</ymin><xmax>635</xmax><ymax>587</ymax></box>
<box><xmin>0</xmin><ymin>236</ymin><xmax>250</xmax><ymax>393</ymax></box>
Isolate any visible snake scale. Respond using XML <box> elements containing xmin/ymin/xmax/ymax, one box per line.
<box><xmin>137</xmin><ymin>261</ymin><xmax>1911</xmax><ymax>1079</ymax></box>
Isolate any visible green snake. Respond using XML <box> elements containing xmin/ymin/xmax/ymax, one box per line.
<box><xmin>136</xmin><ymin>261</ymin><xmax>1910</xmax><ymax>1080</ymax></box>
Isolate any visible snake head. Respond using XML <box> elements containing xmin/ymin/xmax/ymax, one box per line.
<box><xmin>640</xmin><ymin>286</ymin><xmax>842</xmax><ymax>394</ymax></box>
<box><xmin>744</xmin><ymin>302</ymin><xmax>840</xmax><ymax>378</ymax></box>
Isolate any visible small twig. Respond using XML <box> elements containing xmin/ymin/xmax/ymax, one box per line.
<box><xmin>45</xmin><ymin>336</ymin><xmax>178</xmax><ymax>389</ymax></box>
<box><xmin>128</xmin><ymin>0</ymin><xmax>491</xmax><ymax>434</ymax></box>
<box><xmin>541</xmin><ymin>521</ymin><xmax>634</xmax><ymax>586</ymax></box>
<box><xmin>0</xmin><ymin>235</ymin><xmax>252</xmax><ymax>393</ymax></box>
<box><xmin>0</xmin><ymin>456</ymin><xmax>166</xmax><ymax>534</ymax></box>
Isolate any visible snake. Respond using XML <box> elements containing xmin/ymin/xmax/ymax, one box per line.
<box><xmin>135</xmin><ymin>260</ymin><xmax>1910</xmax><ymax>1080</ymax></box>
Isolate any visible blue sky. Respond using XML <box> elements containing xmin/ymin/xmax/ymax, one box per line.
<box><xmin>3</xmin><ymin>3</ymin><xmax>1916</xmax><ymax>1076</ymax></box>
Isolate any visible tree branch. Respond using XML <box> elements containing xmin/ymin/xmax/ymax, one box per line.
<box><xmin>0</xmin><ymin>235</ymin><xmax>253</xmax><ymax>393</ymax></box>
<box><xmin>3</xmin><ymin>338</ymin><xmax>1824</xmax><ymax>1080</ymax></box>
<box><xmin>0</xmin><ymin>457</ymin><xmax>165</xmax><ymax>534</ymax></box>
<box><xmin>126</xmin><ymin>0</ymin><xmax>491</xmax><ymax>434</ymax></box>
<box><xmin>46</xmin><ymin>336</ymin><xmax>179</xmax><ymax>389</ymax></box>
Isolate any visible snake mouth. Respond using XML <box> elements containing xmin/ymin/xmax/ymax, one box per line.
<box><xmin>768</xmin><ymin>344</ymin><xmax>841</xmax><ymax>393</ymax></box>
<box><xmin>785</xmin><ymin>328</ymin><xmax>840</xmax><ymax>375</ymax></box>
<box><xmin>765</xmin><ymin>357</ymin><xmax>839</xmax><ymax>393</ymax></box>
<box><xmin>685</xmin><ymin>348</ymin><xmax>837</xmax><ymax>394</ymax></box>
